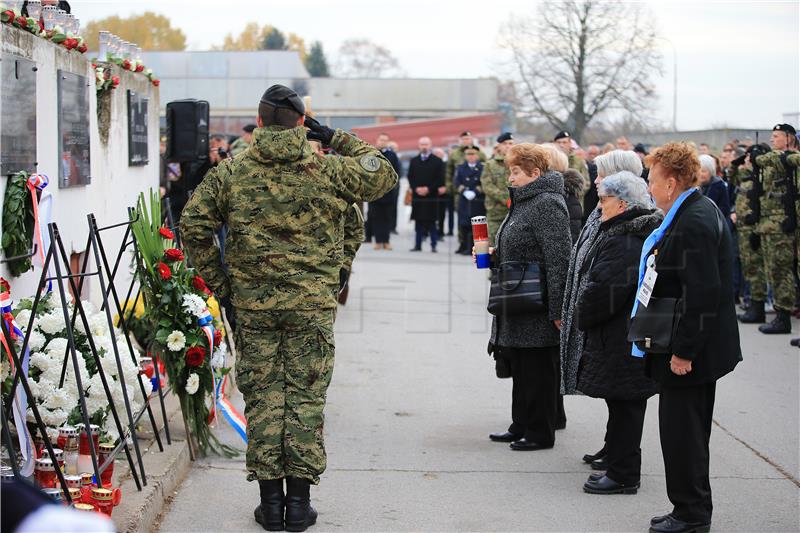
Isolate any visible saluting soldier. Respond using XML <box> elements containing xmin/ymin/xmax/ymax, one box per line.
<box><xmin>180</xmin><ymin>85</ymin><xmax>397</xmax><ymax>532</ymax></box>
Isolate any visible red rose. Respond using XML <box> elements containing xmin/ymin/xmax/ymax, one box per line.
<box><xmin>185</xmin><ymin>346</ymin><xmax>205</xmax><ymax>367</ymax></box>
<box><xmin>122</xmin><ymin>59</ymin><xmax>131</xmax><ymax>70</ymax></box>
<box><xmin>192</xmin><ymin>276</ymin><xmax>207</xmax><ymax>292</ymax></box>
<box><xmin>111</xmin><ymin>75</ymin><xmax>120</xmax><ymax>87</ymax></box>
<box><xmin>2</xmin><ymin>10</ymin><xmax>15</xmax><ymax>24</ymax></box>
<box><xmin>164</xmin><ymin>248</ymin><xmax>184</xmax><ymax>262</ymax></box>
<box><xmin>78</xmin><ymin>43</ymin><xmax>88</xmax><ymax>54</ymax></box>
<box><xmin>159</xmin><ymin>227</ymin><xmax>174</xmax><ymax>239</ymax></box>
<box><xmin>152</xmin><ymin>79</ymin><xmax>160</xmax><ymax>87</ymax></box>
<box><xmin>213</xmin><ymin>329</ymin><xmax>222</xmax><ymax>347</ymax></box>
<box><xmin>135</xmin><ymin>64</ymin><xmax>144</xmax><ymax>72</ymax></box>
<box><xmin>157</xmin><ymin>261</ymin><xmax>171</xmax><ymax>280</ymax></box>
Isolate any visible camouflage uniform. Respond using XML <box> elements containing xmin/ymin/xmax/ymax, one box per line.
<box><xmin>340</xmin><ymin>203</ymin><xmax>365</xmax><ymax>274</ymax></box>
<box><xmin>229</xmin><ymin>136</ymin><xmax>250</xmax><ymax>157</ymax></box>
<box><xmin>755</xmin><ymin>149</ymin><xmax>799</xmax><ymax>312</ymax></box>
<box><xmin>481</xmin><ymin>155</ymin><xmax>510</xmax><ymax>246</ymax></box>
<box><xmin>446</xmin><ymin>146</ymin><xmax>486</xmax><ymax>241</ymax></box>
<box><xmin>181</xmin><ymin>125</ymin><xmax>397</xmax><ymax>484</ymax></box>
<box><xmin>732</xmin><ymin>165</ymin><xmax>768</xmax><ymax>302</ymax></box>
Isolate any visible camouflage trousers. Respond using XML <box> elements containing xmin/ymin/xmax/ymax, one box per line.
<box><xmin>761</xmin><ymin>232</ymin><xmax>797</xmax><ymax>311</ymax></box>
<box><xmin>738</xmin><ymin>227</ymin><xmax>768</xmax><ymax>302</ymax></box>
<box><xmin>486</xmin><ymin>214</ymin><xmax>507</xmax><ymax>247</ymax></box>
<box><xmin>235</xmin><ymin>308</ymin><xmax>336</xmax><ymax>484</ymax></box>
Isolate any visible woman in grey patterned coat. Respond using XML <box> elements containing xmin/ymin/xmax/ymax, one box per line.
<box><xmin>559</xmin><ymin>150</ymin><xmax>647</xmax><ymax>466</ymax></box>
<box><xmin>479</xmin><ymin>143</ymin><xmax>572</xmax><ymax>451</ymax></box>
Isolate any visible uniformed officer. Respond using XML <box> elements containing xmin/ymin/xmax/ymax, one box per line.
<box><xmin>554</xmin><ymin>131</ymin><xmax>590</xmax><ymax>185</ymax></box>
<box><xmin>482</xmin><ymin>132</ymin><xmax>514</xmax><ymax>246</ymax></box>
<box><xmin>754</xmin><ymin>123</ymin><xmax>799</xmax><ymax>334</ymax></box>
<box><xmin>446</xmin><ymin>131</ymin><xmax>487</xmax><ymax>241</ymax></box>
<box><xmin>180</xmin><ymin>84</ymin><xmax>397</xmax><ymax>532</ymax></box>
<box><xmin>230</xmin><ymin>124</ymin><xmax>256</xmax><ymax>156</ymax></box>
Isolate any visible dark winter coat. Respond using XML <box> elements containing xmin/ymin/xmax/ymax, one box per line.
<box><xmin>701</xmin><ymin>175</ymin><xmax>731</xmax><ymax>216</ymax></box>
<box><xmin>644</xmin><ymin>191</ymin><xmax>742</xmax><ymax>387</ymax></box>
<box><xmin>454</xmin><ymin>161</ymin><xmax>486</xmax><ymax>224</ymax></box>
<box><xmin>575</xmin><ymin>208</ymin><xmax>662</xmax><ymax>400</ymax></box>
<box><xmin>490</xmin><ymin>171</ymin><xmax>572</xmax><ymax>348</ymax></box>
<box><xmin>563</xmin><ymin>169</ymin><xmax>586</xmax><ymax>244</ymax></box>
<box><xmin>582</xmin><ymin>161</ymin><xmax>599</xmax><ymax>224</ymax></box>
<box><xmin>407</xmin><ymin>153</ymin><xmax>445</xmax><ymax>223</ymax></box>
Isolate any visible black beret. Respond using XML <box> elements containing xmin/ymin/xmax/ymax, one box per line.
<box><xmin>633</xmin><ymin>143</ymin><xmax>648</xmax><ymax>155</ymax></box>
<box><xmin>553</xmin><ymin>131</ymin><xmax>571</xmax><ymax>141</ymax></box>
<box><xmin>464</xmin><ymin>145</ymin><xmax>480</xmax><ymax>153</ymax></box>
<box><xmin>260</xmin><ymin>84</ymin><xmax>305</xmax><ymax>115</ymax></box>
<box><xmin>243</xmin><ymin>124</ymin><xmax>256</xmax><ymax>133</ymax></box>
<box><xmin>460</xmin><ymin>131</ymin><xmax>473</xmax><ymax>137</ymax></box>
<box><xmin>496</xmin><ymin>132</ymin><xmax>513</xmax><ymax>143</ymax></box>
<box><xmin>773</xmin><ymin>123</ymin><xmax>797</xmax><ymax>136</ymax></box>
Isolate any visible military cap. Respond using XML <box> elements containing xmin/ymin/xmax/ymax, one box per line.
<box><xmin>496</xmin><ymin>132</ymin><xmax>513</xmax><ymax>143</ymax></box>
<box><xmin>243</xmin><ymin>124</ymin><xmax>256</xmax><ymax>133</ymax></box>
<box><xmin>553</xmin><ymin>131</ymin><xmax>571</xmax><ymax>141</ymax></box>
<box><xmin>260</xmin><ymin>84</ymin><xmax>305</xmax><ymax>115</ymax></box>
<box><xmin>464</xmin><ymin>145</ymin><xmax>480</xmax><ymax>153</ymax></box>
<box><xmin>633</xmin><ymin>143</ymin><xmax>648</xmax><ymax>155</ymax></box>
<box><xmin>773</xmin><ymin>123</ymin><xmax>797</xmax><ymax>136</ymax></box>
<box><xmin>460</xmin><ymin>131</ymin><xmax>473</xmax><ymax>137</ymax></box>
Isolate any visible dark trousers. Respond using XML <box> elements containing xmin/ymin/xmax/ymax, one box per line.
<box><xmin>659</xmin><ymin>382</ymin><xmax>717</xmax><ymax>524</ymax></box>
<box><xmin>437</xmin><ymin>197</ymin><xmax>454</xmax><ymax>235</ymax></box>
<box><xmin>604</xmin><ymin>398</ymin><xmax>647</xmax><ymax>485</ymax></box>
<box><xmin>506</xmin><ymin>345</ymin><xmax>559</xmax><ymax>446</ymax></box>
<box><xmin>458</xmin><ymin>224</ymin><xmax>474</xmax><ymax>251</ymax></box>
<box><xmin>414</xmin><ymin>221</ymin><xmax>438</xmax><ymax>250</ymax></box>
<box><xmin>369</xmin><ymin>204</ymin><xmax>393</xmax><ymax>244</ymax></box>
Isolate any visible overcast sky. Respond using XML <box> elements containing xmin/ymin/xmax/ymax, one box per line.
<box><xmin>76</xmin><ymin>0</ymin><xmax>799</xmax><ymax>130</ymax></box>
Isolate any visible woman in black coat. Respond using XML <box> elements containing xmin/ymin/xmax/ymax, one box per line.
<box><xmin>477</xmin><ymin>143</ymin><xmax>572</xmax><ymax>451</ymax></box>
<box><xmin>576</xmin><ymin>171</ymin><xmax>662</xmax><ymax>495</ymax></box>
<box><xmin>636</xmin><ymin>143</ymin><xmax>741</xmax><ymax>533</ymax></box>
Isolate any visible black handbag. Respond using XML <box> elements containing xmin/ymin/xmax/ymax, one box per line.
<box><xmin>627</xmin><ymin>297</ymin><xmax>681</xmax><ymax>354</ymax></box>
<box><xmin>487</xmin><ymin>261</ymin><xmax>547</xmax><ymax>316</ymax></box>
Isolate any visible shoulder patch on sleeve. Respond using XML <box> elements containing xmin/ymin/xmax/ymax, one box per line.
<box><xmin>359</xmin><ymin>155</ymin><xmax>381</xmax><ymax>172</ymax></box>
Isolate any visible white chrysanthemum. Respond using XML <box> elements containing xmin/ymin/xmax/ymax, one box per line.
<box><xmin>82</xmin><ymin>301</ymin><xmax>96</xmax><ymax>316</ymax></box>
<box><xmin>166</xmin><ymin>331</ymin><xmax>186</xmax><ymax>352</ymax></box>
<box><xmin>37</xmin><ymin>312</ymin><xmax>65</xmax><ymax>336</ymax></box>
<box><xmin>185</xmin><ymin>373</ymin><xmax>200</xmax><ymax>395</ymax></box>
<box><xmin>89</xmin><ymin>313</ymin><xmax>109</xmax><ymax>338</ymax></box>
<box><xmin>0</xmin><ymin>359</ymin><xmax>7</xmax><ymax>381</ymax></box>
<box><xmin>181</xmin><ymin>294</ymin><xmax>207</xmax><ymax>318</ymax></box>
<box><xmin>41</xmin><ymin>408</ymin><xmax>68</xmax><ymax>428</ymax></box>
<box><xmin>44</xmin><ymin>338</ymin><xmax>68</xmax><ymax>357</ymax></box>
<box><xmin>15</xmin><ymin>310</ymin><xmax>31</xmax><ymax>329</ymax></box>
<box><xmin>43</xmin><ymin>388</ymin><xmax>75</xmax><ymax>411</ymax></box>
<box><xmin>27</xmin><ymin>330</ymin><xmax>46</xmax><ymax>351</ymax></box>
<box><xmin>45</xmin><ymin>426</ymin><xmax>59</xmax><ymax>442</ymax></box>
<box><xmin>103</xmin><ymin>419</ymin><xmax>120</xmax><ymax>443</ymax></box>
<box><xmin>210</xmin><ymin>345</ymin><xmax>225</xmax><ymax>369</ymax></box>
<box><xmin>29</xmin><ymin>351</ymin><xmax>51</xmax><ymax>372</ymax></box>
<box><xmin>140</xmin><ymin>374</ymin><xmax>153</xmax><ymax>398</ymax></box>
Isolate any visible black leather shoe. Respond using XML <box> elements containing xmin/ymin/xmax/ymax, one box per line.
<box><xmin>648</xmin><ymin>514</ymin><xmax>711</xmax><ymax>533</ymax></box>
<box><xmin>587</xmin><ymin>471</ymin><xmax>605</xmax><ymax>482</ymax></box>
<box><xmin>510</xmin><ymin>438</ymin><xmax>553</xmax><ymax>451</ymax></box>
<box><xmin>791</xmin><ymin>337</ymin><xmax>800</xmax><ymax>347</ymax></box>
<box><xmin>255</xmin><ymin>479</ymin><xmax>285</xmax><ymax>531</ymax></box>
<box><xmin>651</xmin><ymin>514</ymin><xmax>671</xmax><ymax>526</ymax></box>
<box><xmin>590</xmin><ymin>457</ymin><xmax>608</xmax><ymax>470</ymax></box>
<box><xmin>489</xmin><ymin>431</ymin><xmax>521</xmax><ymax>442</ymax></box>
<box><xmin>431</xmin><ymin>248</ymin><xmax>437</xmax><ymax>253</ymax></box>
<box><xmin>738</xmin><ymin>300</ymin><xmax>765</xmax><ymax>323</ymax></box>
<box><xmin>583</xmin><ymin>475</ymin><xmax>639</xmax><ymax>494</ymax></box>
<box><xmin>409</xmin><ymin>247</ymin><xmax>422</xmax><ymax>252</ymax></box>
<box><xmin>582</xmin><ymin>447</ymin><xmax>607</xmax><ymax>464</ymax></box>
<box><xmin>285</xmin><ymin>477</ymin><xmax>317</xmax><ymax>532</ymax></box>
<box><xmin>759</xmin><ymin>310</ymin><xmax>792</xmax><ymax>334</ymax></box>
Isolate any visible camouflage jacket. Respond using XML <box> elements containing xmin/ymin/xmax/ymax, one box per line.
<box><xmin>445</xmin><ymin>145</ymin><xmax>486</xmax><ymax>195</ymax></box>
<box><xmin>568</xmin><ymin>153</ymin><xmax>589</xmax><ymax>182</ymax></box>
<box><xmin>730</xmin><ymin>165</ymin><xmax>754</xmax><ymax>225</ymax></box>
<box><xmin>755</xmin><ymin>150</ymin><xmax>799</xmax><ymax>234</ymax></box>
<box><xmin>180</xmin><ymin>126</ymin><xmax>397</xmax><ymax>311</ymax></box>
<box><xmin>340</xmin><ymin>203</ymin><xmax>364</xmax><ymax>273</ymax></box>
<box><xmin>481</xmin><ymin>155</ymin><xmax>510</xmax><ymax>219</ymax></box>
<box><xmin>229</xmin><ymin>136</ymin><xmax>250</xmax><ymax>157</ymax></box>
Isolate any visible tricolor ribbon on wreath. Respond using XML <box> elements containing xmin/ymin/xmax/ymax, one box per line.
<box><xmin>198</xmin><ymin>307</ymin><xmax>247</xmax><ymax>443</ymax></box>
<box><xmin>0</xmin><ymin>278</ymin><xmax>37</xmax><ymax>476</ymax></box>
<box><xmin>25</xmin><ymin>174</ymin><xmax>54</xmax><ymax>291</ymax></box>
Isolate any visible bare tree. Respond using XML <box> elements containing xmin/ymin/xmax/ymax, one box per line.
<box><xmin>499</xmin><ymin>1</ymin><xmax>662</xmax><ymax>142</ymax></box>
<box><xmin>335</xmin><ymin>39</ymin><xmax>403</xmax><ymax>78</ymax></box>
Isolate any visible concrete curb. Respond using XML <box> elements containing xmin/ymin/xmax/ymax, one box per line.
<box><xmin>111</xmin><ymin>396</ymin><xmax>193</xmax><ymax>533</ymax></box>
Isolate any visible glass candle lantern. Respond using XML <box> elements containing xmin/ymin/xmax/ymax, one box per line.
<box><xmin>98</xmin><ymin>442</ymin><xmax>115</xmax><ymax>487</ymax></box>
<box><xmin>71</xmin><ymin>15</ymin><xmax>79</xmax><ymax>34</ymax></box>
<box><xmin>53</xmin><ymin>8</ymin><xmax>66</xmax><ymax>29</ymax></box>
<box><xmin>62</xmin><ymin>474</ymin><xmax>82</xmax><ymax>489</ymax></box>
<box><xmin>73</xmin><ymin>502</ymin><xmax>95</xmax><ymax>512</ymax></box>
<box><xmin>98</xmin><ymin>31</ymin><xmax>111</xmax><ymax>62</ymax></box>
<box><xmin>79</xmin><ymin>472</ymin><xmax>95</xmax><ymax>503</ymax></box>
<box><xmin>57</xmin><ymin>426</ymin><xmax>77</xmax><ymax>450</ymax></box>
<box><xmin>34</xmin><ymin>458</ymin><xmax>57</xmax><ymax>488</ymax></box>
<box><xmin>40</xmin><ymin>447</ymin><xmax>64</xmax><ymax>471</ymax></box>
<box><xmin>91</xmin><ymin>487</ymin><xmax>114</xmax><ymax>516</ymax></box>
<box><xmin>67</xmin><ymin>487</ymin><xmax>82</xmax><ymax>503</ymax></box>
<box><xmin>25</xmin><ymin>0</ymin><xmax>42</xmax><ymax>21</ymax></box>
<box><xmin>41</xmin><ymin>5</ymin><xmax>56</xmax><ymax>30</ymax></box>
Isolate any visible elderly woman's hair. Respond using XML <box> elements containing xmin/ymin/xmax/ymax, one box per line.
<box><xmin>698</xmin><ymin>154</ymin><xmax>717</xmax><ymax>177</ymax></box>
<box><xmin>598</xmin><ymin>171</ymin><xmax>652</xmax><ymax>210</ymax></box>
<box><xmin>595</xmin><ymin>150</ymin><xmax>643</xmax><ymax>178</ymax></box>
<box><xmin>540</xmin><ymin>143</ymin><xmax>569</xmax><ymax>172</ymax></box>
<box><xmin>506</xmin><ymin>143</ymin><xmax>549</xmax><ymax>177</ymax></box>
<box><xmin>646</xmin><ymin>142</ymin><xmax>701</xmax><ymax>189</ymax></box>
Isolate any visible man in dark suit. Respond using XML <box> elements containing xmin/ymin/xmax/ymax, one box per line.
<box><xmin>407</xmin><ymin>136</ymin><xmax>445</xmax><ymax>252</ymax></box>
<box><xmin>367</xmin><ymin>133</ymin><xmax>402</xmax><ymax>250</ymax></box>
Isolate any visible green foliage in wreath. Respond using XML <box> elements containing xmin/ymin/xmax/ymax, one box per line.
<box><xmin>2</xmin><ymin>171</ymin><xmax>35</xmax><ymax>276</ymax></box>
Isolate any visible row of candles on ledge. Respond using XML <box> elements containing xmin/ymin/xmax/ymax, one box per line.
<box><xmin>97</xmin><ymin>31</ymin><xmax>142</xmax><ymax>64</ymax></box>
<box><xmin>7</xmin><ymin>0</ymin><xmax>81</xmax><ymax>34</ymax></box>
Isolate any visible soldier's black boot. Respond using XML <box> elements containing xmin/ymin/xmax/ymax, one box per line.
<box><xmin>285</xmin><ymin>477</ymin><xmax>317</xmax><ymax>532</ymax></box>
<box><xmin>759</xmin><ymin>310</ymin><xmax>792</xmax><ymax>334</ymax></box>
<box><xmin>255</xmin><ymin>479</ymin><xmax>285</xmax><ymax>531</ymax></box>
<box><xmin>738</xmin><ymin>300</ymin><xmax>766</xmax><ymax>323</ymax></box>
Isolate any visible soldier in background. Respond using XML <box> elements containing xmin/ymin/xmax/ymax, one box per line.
<box><xmin>554</xmin><ymin>131</ymin><xmax>590</xmax><ymax>188</ymax></box>
<box><xmin>180</xmin><ymin>84</ymin><xmax>397</xmax><ymax>532</ymax></box>
<box><xmin>755</xmin><ymin>123</ymin><xmax>799</xmax><ymax>334</ymax></box>
<box><xmin>446</xmin><ymin>131</ymin><xmax>487</xmax><ymax>242</ymax></box>
<box><xmin>230</xmin><ymin>124</ymin><xmax>256</xmax><ymax>157</ymax></box>
<box><xmin>482</xmin><ymin>132</ymin><xmax>514</xmax><ymax>246</ymax></box>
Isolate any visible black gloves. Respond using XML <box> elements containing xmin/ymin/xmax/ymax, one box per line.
<box><xmin>338</xmin><ymin>268</ymin><xmax>350</xmax><ymax>293</ymax></box>
<box><xmin>304</xmin><ymin>116</ymin><xmax>335</xmax><ymax>146</ymax></box>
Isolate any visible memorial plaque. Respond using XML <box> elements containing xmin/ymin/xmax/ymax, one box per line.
<box><xmin>57</xmin><ymin>70</ymin><xmax>91</xmax><ymax>187</ymax></box>
<box><xmin>0</xmin><ymin>54</ymin><xmax>38</xmax><ymax>176</ymax></box>
<box><xmin>127</xmin><ymin>90</ymin><xmax>149</xmax><ymax>166</ymax></box>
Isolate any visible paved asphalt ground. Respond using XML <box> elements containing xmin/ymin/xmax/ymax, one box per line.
<box><xmin>158</xmin><ymin>207</ymin><xmax>799</xmax><ymax>532</ymax></box>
